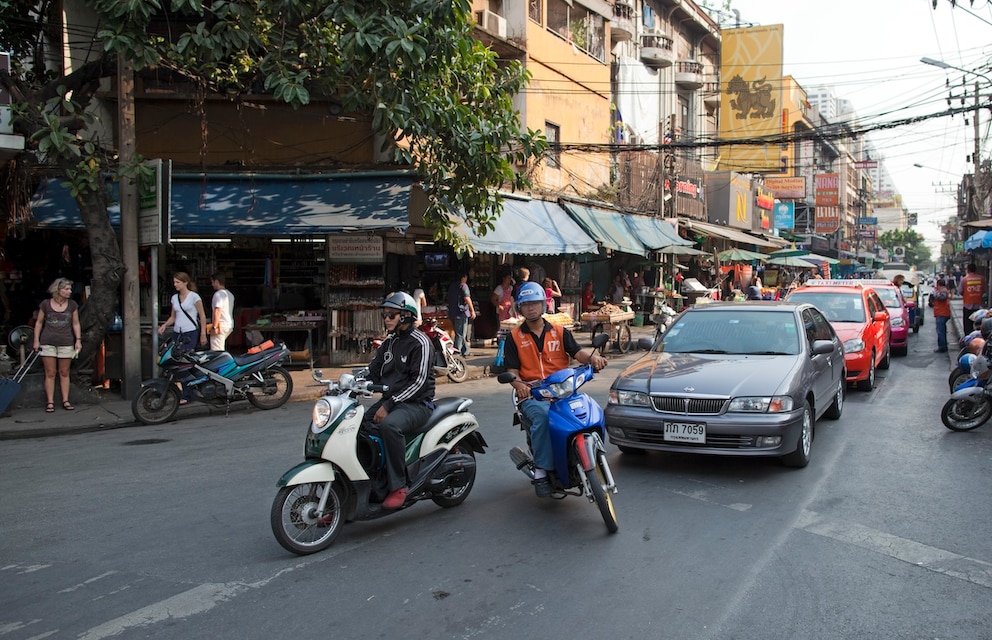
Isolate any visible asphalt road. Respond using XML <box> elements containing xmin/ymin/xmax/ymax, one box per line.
<box><xmin>1</xmin><ymin>318</ymin><xmax>990</xmax><ymax>639</ymax></box>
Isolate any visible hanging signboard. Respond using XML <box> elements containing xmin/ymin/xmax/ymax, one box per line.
<box><xmin>814</xmin><ymin>206</ymin><xmax>840</xmax><ymax>234</ymax></box>
<box><xmin>327</xmin><ymin>235</ymin><xmax>384</xmax><ymax>264</ymax></box>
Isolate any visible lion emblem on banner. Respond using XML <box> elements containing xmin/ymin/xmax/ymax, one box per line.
<box><xmin>726</xmin><ymin>74</ymin><xmax>776</xmax><ymax>120</ymax></box>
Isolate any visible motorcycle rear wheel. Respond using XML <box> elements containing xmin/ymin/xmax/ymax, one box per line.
<box><xmin>585</xmin><ymin>455</ymin><xmax>618</xmax><ymax>534</ymax></box>
<box><xmin>940</xmin><ymin>394</ymin><xmax>992</xmax><ymax>432</ymax></box>
<box><xmin>948</xmin><ymin>366</ymin><xmax>970</xmax><ymax>393</ymax></box>
<box><xmin>270</xmin><ymin>482</ymin><xmax>344</xmax><ymax>555</ymax></box>
<box><xmin>247</xmin><ymin>366</ymin><xmax>293</xmax><ymax>410</ymax></box>
<box><xmin>431</xmin><ymin>445</ymin><xmax>476</xmax><ymax>508</ymax></box>
<box><xmin>446</xmin><ymin>353</ymin><xmax>469</xmax><ymax>383</ymax></box>
<box><xmin>131</xmin><ymin>385</ymin><xmax>181</xmax><ymax>425</ymax></box>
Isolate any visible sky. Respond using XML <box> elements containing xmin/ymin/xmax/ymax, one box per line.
<box><xmin>710</xmin><ymin>0</ymin><xmax>992</xmax><ymax>256</ymax></box>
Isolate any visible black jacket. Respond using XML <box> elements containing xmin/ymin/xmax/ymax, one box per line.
<box><xmin>368</xmin><ymin>325</ymin><xmax>436</xmax><ymax>411</ymax></box>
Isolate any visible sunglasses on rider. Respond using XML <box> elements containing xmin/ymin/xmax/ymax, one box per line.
<box><xmin>382</xmin><ymin>311</ymin><xmax>400</xmax><ymax>320</ymax></box>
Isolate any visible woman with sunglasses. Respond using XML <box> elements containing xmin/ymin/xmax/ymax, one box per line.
<box><xmin>366</xmin><ymin>292</ymin><xmax>437</xmax><ymax>510</ymax></box>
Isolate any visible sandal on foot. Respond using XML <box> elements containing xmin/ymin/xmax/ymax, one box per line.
<box><xmin>178</xmin><ymin>399</ymin><xmax>189</xmax><ymax>406</ymax></box>
<box><xmin>62</xmin><ymin>401</ymin><xmax>74</xmax><ymax>411</ymax></box>
<box><xmin>45</xmin><ymin>403</ymin><xmax>55</xmax><ymax>413</ymax></box>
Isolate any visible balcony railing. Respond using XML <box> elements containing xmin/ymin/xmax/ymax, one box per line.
<box><xmin>675</xmin><ymin>60</ymin><xmax>704</xmax><ymax>89</ymax></box>
<box><xmin>640</xmin><ymin>33</ymin><xmax>674</xmax><ymax>68</ymax></box>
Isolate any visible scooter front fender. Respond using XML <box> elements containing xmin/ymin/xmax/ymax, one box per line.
<box><xmin>277</xmin><ymin>460</ymin><xmax>336</xmax><ymax>488</ymax></box>
<box><xmin>950</xmin><ymin>384</ymin><xmax>987</xmax><ymax>400</ymax></box>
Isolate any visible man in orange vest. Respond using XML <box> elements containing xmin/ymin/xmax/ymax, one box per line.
<box><xmin>961</xmin><ymin>262</ymin><xmax>986</xmax><ymax>325</ymax></box>
<box><xmin>503</xmin><ymin>282</ymin><xmax>608</xmax><ymax>498</ymax></box>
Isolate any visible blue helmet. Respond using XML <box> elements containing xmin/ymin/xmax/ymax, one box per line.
<box><xmin>515</xmin><ymin>281</ymin><xmax>546</xmax><ymax>306</ymax></box>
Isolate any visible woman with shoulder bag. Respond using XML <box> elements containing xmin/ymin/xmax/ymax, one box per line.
<box><xmin>157</xmin><ymin>272</ymin><xmax>208</xmax><ymax>404</ymax></box>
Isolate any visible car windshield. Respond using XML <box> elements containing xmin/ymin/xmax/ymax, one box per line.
<box><xmin>787</xmin><ymin>292</ymin><xmax>865</xmax><ymax>323</ymax></box>
<box><xmin>874</xmin><ymin>287</ymin><xmax>901</xmax><ymax>309</ymax></box>
<box><xmin>660</xmin><ymin>309</ymin><xmax>800</xmax><ymax>355</ymax></box>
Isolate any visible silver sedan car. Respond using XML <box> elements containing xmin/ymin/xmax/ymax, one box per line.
<box><xmin>605</xmin><ymin>302</ymin><xmax>846</xmax><ymax>468</ymax></box>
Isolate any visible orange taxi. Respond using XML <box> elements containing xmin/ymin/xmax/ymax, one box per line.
<box><xmin>785</xmin><ymin>280</ymin><xmax>892</xmax><ymax>391</ymax></box>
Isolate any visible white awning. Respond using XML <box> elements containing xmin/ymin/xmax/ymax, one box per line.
<box><xmin>680</xmin><ymin>219</ymin><xmax>780</xmax><ymax>248</ymax></box>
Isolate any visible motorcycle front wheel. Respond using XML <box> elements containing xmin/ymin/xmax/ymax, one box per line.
<box><xmin>131</xmin><ymin>384</ymin><xmax>181</xmax><ymax>425</ymax></box>
<box><xmin>446</xmin><ymin>353</ymin><xmax>469</xmax><ymax>383</ymax></box>
<box><xmin>585</xmin><ymin>455</ymin><xmax>619</xmax><ymax>534</ymax></box>
<box><xmin>247</xmin><ymin>366</ymin><xmax>294</xmax><ymax>409</ymax></box>
<box><xmin>940</xmin><ymin>394</ymin><xmax>992</xmax><ymax>432</ymax></box>
<box><xmin>270</xmin><ymin>482</ymin><xmax>344</xmax><ymax>555</ymax></box>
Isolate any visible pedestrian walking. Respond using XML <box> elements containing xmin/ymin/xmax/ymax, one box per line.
<box><xmin>32</xmin><ymin>277</ymin><xmax>81</xmax><ymax>413</ymax></box>
<box><xmin>931</xmin><ymin>277</ymin><xmax>952</xmax><ymax>353</ymax></box>
<box><xmin>158</xmin><ymin>272</ymin><xmax>207</xmax><ymax>403</ymax></box>
<box><xmin>209</xmin><ymin>273</ymin><xmax>235</xmax><ymax>351</ymax></box>
<box><xmin>446</xmin><ymin>271</ymin><xmax>475</xmax><ymax>357</ymax></box>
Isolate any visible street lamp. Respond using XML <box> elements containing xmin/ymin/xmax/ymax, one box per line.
<box><xmin>913</xmin><ymin>162</ymin><xmax>962</xmax><ymax>178</ymax></box>
<box><xmin>920</xmin><ymin>57</ymin><xmax>992</xmax><ymax>84</ymax></box>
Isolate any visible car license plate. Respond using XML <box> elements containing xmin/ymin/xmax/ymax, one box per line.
<box><xmin>664</xmin><ymin>421</ymin><xmax>706</xmax><ymax>443</ymax></box>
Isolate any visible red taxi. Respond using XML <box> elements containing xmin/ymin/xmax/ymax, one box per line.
<box><xmin>860</xmin><ymin>279</ymin><xmax>909</xmax><ymax>356</ymax></box>
<box><xmin>785</xmin><ymin>280</ymin><xmax>891</xmax><ymax>390</ymax></box>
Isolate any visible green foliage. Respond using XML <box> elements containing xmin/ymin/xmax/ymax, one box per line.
<box><xmin>878</xmin><ymin>229</ymin><xmax>933</xmax><ymax>269</ymax></box>
<box><xmin>3</xmin><ymin>0</ymin><xmax>546</xmax><ymax>253</ymax></box>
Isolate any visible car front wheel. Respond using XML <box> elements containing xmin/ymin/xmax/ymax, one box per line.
<box><xmin>781</xmin><ymin>401</ymin><xmax>813</xmax><ymax>468</ymax></box>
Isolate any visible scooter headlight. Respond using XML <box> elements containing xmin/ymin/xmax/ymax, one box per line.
<box><xmin>312</xmin><ymin>398</ymin><xmax>333</xmax><ymax>432</ymax></box>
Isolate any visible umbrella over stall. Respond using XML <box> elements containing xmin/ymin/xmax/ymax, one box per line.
<box><xmin>717</xmin><ymin>247</ymin><xmax>768</xmax><ymax>263</ymax></box>
<box><xmin>766</xmin><ymin>255</ymin><xmax>818</xmax><ymax>268</ymax></box>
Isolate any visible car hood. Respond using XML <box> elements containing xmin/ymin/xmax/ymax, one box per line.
<box><xmin>613</xmin><ymin>352</ymin><xmax>802</xmax><ymax>397</ymax></box>
<box><xmin>830</xmin><ymin>322</ymin><xmax>865</xmax><ymax>342</ymax></box>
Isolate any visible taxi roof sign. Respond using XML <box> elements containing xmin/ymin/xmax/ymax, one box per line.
<box><xmin>799</xmin><ymin>279</ymin><xmax>869</xmax><ymax>287</ymax></box>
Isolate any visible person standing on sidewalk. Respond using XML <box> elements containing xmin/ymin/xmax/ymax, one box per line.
<box><xmin>32</xmin><ymin>278</ymin><xmax>81</xmax><ymax>413</ymax></box>
<box><xmin>960</xmin><ymin>262</ymin><xmax>986</xmax><ymax>324</ymax></box>
<box><xmin>158</xmin><ymin>272</ymin><xmax>207</xmax><ymax>404</ymax></box>
<box><xmin>446</xmin><ymin>271</ymin><xmax>475</xmax><ymax>357</ymax></box>
<box><xmin>209</xmin><ymin>273</ymin><xmax>235</xmax><ymax>351</ymax></box>
<box><xmin>931</xmin><ymin>277</ymin><xmax>952</xmax><ymax>353</ymax></box>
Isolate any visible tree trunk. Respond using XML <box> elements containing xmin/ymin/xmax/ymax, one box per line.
<box><xmin>60</xmin><ymin>161</ymin><xmax>124</xmax><ymax>383</ymax></box>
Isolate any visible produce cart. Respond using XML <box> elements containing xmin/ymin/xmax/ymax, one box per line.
<box><xmin>580</xmin><ymin>304</ymin><xmax>635</xmax><ymax>354</ymax></box>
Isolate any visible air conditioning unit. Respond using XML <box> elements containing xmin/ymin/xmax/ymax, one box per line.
<box><xmin>476</xmin><ymin>10</ymin><xmax>507</xmax><ymax>39</ymax></box>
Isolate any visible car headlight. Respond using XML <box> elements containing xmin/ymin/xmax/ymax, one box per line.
<box><xmin>889</xmin><ymin>316</ymin><xmax>905</xmax><ymax>327</ymax></box>
<box><xmin>843</xmin><ymin>338</ymin><xmax>865</xmax><ymax>354</ymax></box>
<box><xmin>728</xmin><ymin>396</ymin><xmax>794</xmax><ymax>413</ymax></box>
<box><xmin>608</xmin><ymin>389</ymin><xmax>651</xmax><ymax>406</ymax></box>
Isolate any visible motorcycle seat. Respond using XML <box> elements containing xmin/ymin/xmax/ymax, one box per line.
<box><xmin>232</xmin><ymin>344</ymin><xmax>286</xmax><ymax>367</ymax></box>
<box><xmin>420</xmin><ymin>397</ymin><xmax>469</xmax><ymax>432</ymax></box>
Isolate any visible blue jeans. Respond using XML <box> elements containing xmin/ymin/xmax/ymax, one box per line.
<box><xmin>519</xmin><ymin>398</ymin><xmax>554</xmax><ymax>471</ymax></box>
<box><xmin>451</xmin><ymin>314</ymin><xmax>469</xmax><ymax>356</ymax></box>
<box><xmin>174</xmin><ymin>331</ymin><xmax>198</xmax><ymax>400</ymax></box>
<box><xmin>935</xmin><ymin>315</ymin><xmax>949</xmax><ymax>352</ymax></box>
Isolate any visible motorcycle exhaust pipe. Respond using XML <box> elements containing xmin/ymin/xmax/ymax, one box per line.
<box><xmin>428</xmin><ymin>453</ymin><xmax>476</xmax><ymax>490</ymax></box>
<box><xmin>508</xmin><ymin>446</ymin><xmax>536</xmax><ymax>479</ymax></box>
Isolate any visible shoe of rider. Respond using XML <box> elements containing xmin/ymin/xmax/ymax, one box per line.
<box><xmin>532</xmin><ymin>476</ymin><xmax>552</xmax><ymax>498</ymax></box>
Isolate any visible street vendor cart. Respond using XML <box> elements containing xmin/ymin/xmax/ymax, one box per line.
<box><xmin>580</xmin><ymin>303</ymin><xmax>635</xmax><ymax>353</ymax></box>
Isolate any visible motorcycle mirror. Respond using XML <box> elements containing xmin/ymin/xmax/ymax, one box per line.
<box><xmin>496</xmin><ymin>372</ymin><xmax>517</xmax><ymax>384</ymax></box>
<box><xmin>591</xmin><ymin>333</ymin><xmax>610</xmax><ymax>351</ymax></box>
<box><xmin>312</xmin><ymin>369</ymin><xmax>323</xmax><ymax>382</ymax></box>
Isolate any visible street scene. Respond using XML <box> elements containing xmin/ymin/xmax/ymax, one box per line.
<box><xmin>2</xmin><ymin>301</ymin><xmax>991</xmax><ymax>639</ymax></box>
<box><xmin>1</xmin><ymin>1</ymin><xmax>991</xmax><ymax>639</ymax></box>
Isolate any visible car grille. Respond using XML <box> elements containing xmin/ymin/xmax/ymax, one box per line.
<box><xmin>626</xmin><ymin>428</ymin><xmax>756</xmax><ymax>449</ymax></box>
<box><xmin>651</xmin><ymin>396</ymin><xmax>727</xmax><ymax>415</ymax></box>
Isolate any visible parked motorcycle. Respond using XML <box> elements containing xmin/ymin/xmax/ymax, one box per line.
<box><xmin>131</xmin><ymin>336</ymin><xmax>293</xmax><ymax>425</ymax></box>
<box><xmin>497</xmin><ymin>333</ymin><xmax>619</xmax><ymax>533</ymax></box>
<box><xmin>651</xmin><ymin>300</ymin><xmax>678</xmax><ymax>343</ymax></box>
<box><xmin>941</xmin><ymin>355</ymin><xmax>992</xmax><ymax>431</ymax></box>
<box><xmin>271</xmin><ymin>368</ymin><xmax>487</xmax><ymax>555</ymax></box>
<box><xmin>372</xmin><ymin>317</ymin><xmax>469</xmax><ymax>382</ymax></box>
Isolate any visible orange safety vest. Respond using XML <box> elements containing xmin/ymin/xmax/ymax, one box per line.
<box><xmin>961</xmin><ymin>273</ymin><xmax>985</xmax><ymax>307</ymax></box>
<box><xmin>510</xmin><ymin>323</ymin><xmax>571</xmax><ymax>382</ymax></box>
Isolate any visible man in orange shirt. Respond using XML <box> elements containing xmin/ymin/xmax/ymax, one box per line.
<box><xmin>961</xmin><ymin>262</ymin><xmax>986</xmax><ymax>324</ymax></box>
<box><xmin>932</xmin><ymin>277</ymin><xmax>952</xmax><ymax>353</ymax></box>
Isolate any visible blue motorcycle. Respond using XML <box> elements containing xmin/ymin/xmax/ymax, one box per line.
<box><xmin>498</xmin><ymin>333</ymin><xmax>618</xmax><ymax>533</ymax></box>
<box><xmin>942</xmin><ymin>355</ymin><xmax>992</xmax><ymax>431</ymax></box>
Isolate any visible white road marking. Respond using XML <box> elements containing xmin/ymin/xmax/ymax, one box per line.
<box><xmin>798</xmin><ymin>509</ymin><xmax>992</xmax><ymax>589</ymax></box>
<box><xmin>58</xmin><ymin>571</ymin><xmax>118</xmax><ymax>593</ymax></box>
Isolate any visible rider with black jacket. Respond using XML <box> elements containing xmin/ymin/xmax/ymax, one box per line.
<box><xmin>367</xmin><ymin>292</ymin><xmax>436</xmax><ymax>509</ymax></box>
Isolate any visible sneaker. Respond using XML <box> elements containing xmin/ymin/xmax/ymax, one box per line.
<box><xmin>532</xmin><ymin>477</ymin><xmax>552</xmax><ymax>498</ymax></box>
<box><xmin>383</xmin><ymin>487</ymin><xmax>408</xmax><ymax>509</ymax></box>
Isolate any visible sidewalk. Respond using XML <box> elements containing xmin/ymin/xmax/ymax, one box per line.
<box><xmin>0</xmin><ymin>324</ymin><xmax>658</xmax><ymax>440</ymax></box>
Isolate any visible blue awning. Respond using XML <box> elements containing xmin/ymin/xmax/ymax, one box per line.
<box><xmin>624</xmin><ymin>215</ymin><xmax>690</xmax><ymax>250</ymax></box>
<box><xmin>450</xmin><ymin>197</ymin><xmax>598</xmax><ymax>256</ymax></box>
<box><xmin>560</xmin><ymin>201</ymin><xmax>648</xmax><ymax>257</ymax></box>
<box><xmin>28</xmin><ymin>173</ymin><xmax>414</xmax><ymax>236</ymax></box>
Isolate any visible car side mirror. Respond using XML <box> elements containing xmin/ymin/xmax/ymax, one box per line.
<box><xmin>874</xmin><ymin>311</ymin><xmax>889</xmax><ymax>323</ymax></box>
<box><xmin>811</xmin><ymin>339</ymin><xmax>835</xmax><ymax>355</ymax></box>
